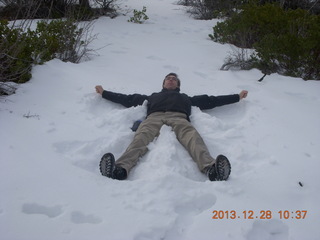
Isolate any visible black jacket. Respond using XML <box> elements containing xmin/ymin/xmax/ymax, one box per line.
<box><xmin>102</xmin><ymin>88</ymin><xmax>240</xmax><ymax>120</ymax></box>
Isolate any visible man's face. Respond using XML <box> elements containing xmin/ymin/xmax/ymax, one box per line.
<box><xmin>163</xmin><ymin>75</ymin><xmax>179</xmax><ymax>90</ymax></box>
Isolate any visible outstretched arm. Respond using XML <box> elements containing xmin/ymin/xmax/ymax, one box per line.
<box><xmin>95</xmin><ymin>85</ymin><xmax>148</xmax><ymax>108</ymax></box>
<box><xmin>190</xmin><ymin>90</ymin><xmax>248</xmax><ymax>110</ymax></box>
<box><xmin>239</xmin><ymin>90</ymin><xmax>248</xmax><ymax>100</ymax></box>
<box><xmin>95</xmin><ymin>85</ymin><xmax>104</xmax><ymax>95</ymax></box>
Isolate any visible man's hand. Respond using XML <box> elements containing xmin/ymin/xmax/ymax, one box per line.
<box><xmin>95</xmin><ymin>85</ymin><xmax>104</xmax><ymax>95</ymax></box>
<box><xmin>239</xmin><ymin>90</ymin><xmax>248</xmax><ymax>100</ymax></box>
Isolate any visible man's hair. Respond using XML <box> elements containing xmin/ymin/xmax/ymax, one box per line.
<box><xmin>163</xmin><ymin>72</ymin><xmax>181</xmax><ymax>88</ymax></box>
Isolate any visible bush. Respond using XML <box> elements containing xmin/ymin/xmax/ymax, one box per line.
<box><xmin>33</xmin><ymin>20</ymin><xmax>84</xmax><ymax>63</ymax></box>
<box><xmin>128</xmin><ymin>6</ymin><xmax>149</xmax><ymax>24</ymax></box>
<box><xmin>210</xmin><ymin>3</ymin><xmax>287</xmax><ymax>48</ymax></box>
<box><xmin>0</xmin><ymin>0</ymin><xmax>95</xmax><ymax>20</ymax></box>
<box><xmin>210</xmin><ymin>3</ymin><xmax>320</xmax><ymax>80</ymax></box>
<box><xmin>253</xmin><ymin>10</ymin><xmax>320</xmax><ymax>79</ymax></box>
<box><xmin>181</xmin><ymin>0</ymin><xmax>247</xmax><ymax>20</ymax></box>
<box><xmin>0</xmin><ymin>20</ymin><xmax>34</xmax><ymax>84</ymax></box>
<box><xmin>0</xmin><ymin>19</ymin><xmax>95</xmax><ymax>87</ymax></box>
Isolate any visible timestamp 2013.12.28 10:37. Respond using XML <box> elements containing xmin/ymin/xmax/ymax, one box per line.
<box><xmin>212</xmin><ymin>210</ymin><xmax>308</xmax><ymax>220</ymax></box>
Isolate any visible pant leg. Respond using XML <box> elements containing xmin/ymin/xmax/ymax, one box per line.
<box><xmin>115</xmin><ymin>113</ymin><xmax>164</xmax><ymax>173</ymax></box>
<box><xmin>164</xmin><ymin>112</ymin><xmax>215</xmax><ymax>173</ymax></box>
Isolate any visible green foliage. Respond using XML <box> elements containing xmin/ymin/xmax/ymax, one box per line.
<box><xmin>0</xmin><ymin>1</ymin><xmax>95</xmax><ymax>20</ymax></box>
<box><xmin>183</xmin><ymin>0</ymin><xmax>248</xmax><ymax>20</ymax></box>
<box><xmin>0</xmin><ymin>20</ymin><xmax>33</xmax><ymax>83</ymax></box>
<box><xmin>66</xmin><ymin>4</ymin><xmax>95</xmax><ymax>21</ymax></box>
<box><xmin>210</xmin><ymin>3</ymin><xmax>287</xmax><ymax>48</ymax></box>
<box><xmin>253</xmin><ymin>12</ymin><xmax>320</xmax><ymax>79</ymax></box>
<box><xmin>128</xmin><ymin>6</ymin><xmax>149</xmax><ymax>24</ymax></box>
<box><xmin>33</xmin><ymin>20</ymin><xmax>84</xmax><ymax>63</ymax></box>
<box><xmin>204</xmin><ymin>0</ymin><xmax>247</xmax><ymax>19</ymax></box>
<box><xmin>210</xmin><ymin>3</ymin><xmax>320</xmax><ymax>80</ymax></box>
<box><xmin>0</xmin><ymin>19</ymin><xmax>85</xmax><ymax>85</ymax></box>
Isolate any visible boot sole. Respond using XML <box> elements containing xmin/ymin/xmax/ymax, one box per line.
<box><xmin>99</xmin><ymin>153</ymin><xmax>115</xmax><ymax>178</ymax></box>
<box><xmin>215</xmin><ymin>155</ymin><xmax>231</xmax><ymax>181</ymax></box>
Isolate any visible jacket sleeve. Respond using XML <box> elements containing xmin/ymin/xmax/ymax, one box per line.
<box><xmin>102</xmin><ymin>90</ymin><xmax>148</xmax><ymax>108</ymax></box>
<box><xmin>189</xmin><ymin>94</ymin><xmax>240</xmax><ymax>110</ymax></box>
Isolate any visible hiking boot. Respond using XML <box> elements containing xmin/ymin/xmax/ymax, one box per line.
<box><xmin>99</xmin><ymin>153</ymin><xmax>127</xmax><ymax>180</ymax></box>
<box><xmin>207</xmin><ymin>155</ymin><xmax>231</xmax><ymax>181</ymax></box>
<box><xmin>99</xmin><ymin>153</ymin><xmax>115</xmax><ymax>178</ymax></box>
<box><xmin>113</xmin><ymin>166</ymin><xmax>127</xmax><ymax>180</ymax></box>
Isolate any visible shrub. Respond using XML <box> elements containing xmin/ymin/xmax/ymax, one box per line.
<box><xmin>0</xmin><ymin>19</ymin><xmax>96</xmax><ymax>89</ymax></box>
<box><xmin>182</xmin><ymin>0</ymin><xmax>247</xmax><ymax>20</ymax></box>
<box><xmin>210</xmin><ymin>3</ymin><xmax>320</xmax><ymax>80</ymax></box>
<box><xmin>33</xmin><ymin>20</ymin><xmax>83</xmax><ymax>63</ymax></box>
<box><xmin>0</xmin><ymin>20</ymin><xmax>34</xmax><ymax>84</ymax></box>
<box><xmin>253</xmin><ymin>10</ymin><xmax>320</xmax><ymax>79</ymax></box>
<box><xmin>210</xmin><ymin>3</ymin><xmax>287</xmax><ymax>48</ymax></box>
<box><xmin>0</xmin><ymin>0</ymin><xmax>95</xmax><ymax>20</ymax></box>
<box><xmin>128</xmin><ymin>6</ymin><xmax>149</xmax><ymax>24</ymax></box>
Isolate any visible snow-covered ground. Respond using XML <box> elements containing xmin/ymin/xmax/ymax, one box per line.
<box><xmin>1</xmin><ymin>0</ymin><xmax>320</xmax><ymax>239</ymax></box>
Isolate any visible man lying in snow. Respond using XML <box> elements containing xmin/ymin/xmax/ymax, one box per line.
<box><xmin>95</xmin><ymin>73</ymin><xmax>248</xmax><ymax>181</ymax></box>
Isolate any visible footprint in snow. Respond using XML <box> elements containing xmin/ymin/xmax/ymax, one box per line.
<box><xmin>70</xmin><ymin>211</ymin><xmax>102</xmax><ymax>224</ymax></box>
<box><xmin>174</xmin><ymin>193</ymin><xmax>216</xmax><ymax>215</ymax></box>
<box><xmin>163</xmin><ymin>65</ymin><xmax>180</xmax><ymax>72</ymax></box>
<box><xmin>193</xmin><ymin>71</ymin><xmax>208</xmax><ymax>79</ymax></box>
<box><xmin>110</xmin><ymin>50</ymin><xmax>127</xmax><ymax>54</ymax></box>
<box><xmin>21</xmin><ymin>203</ymin><xmax>63</xmax><ymax>218</ymax></box>
<box><xmin>147</xmin><ymin>55</ymin><xmax>164</xmax><ymax>61</ymax></box>
<box><xmin>246</xmin><ymin>219</ymin><xmax>289</xmax><ymax>240</ymax></box>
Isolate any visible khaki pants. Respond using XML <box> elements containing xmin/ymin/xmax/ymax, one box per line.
<box><xmin>116</xmin><ymin>112</ymin><xmax>215</xmax><ymax>174</ymax></box>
